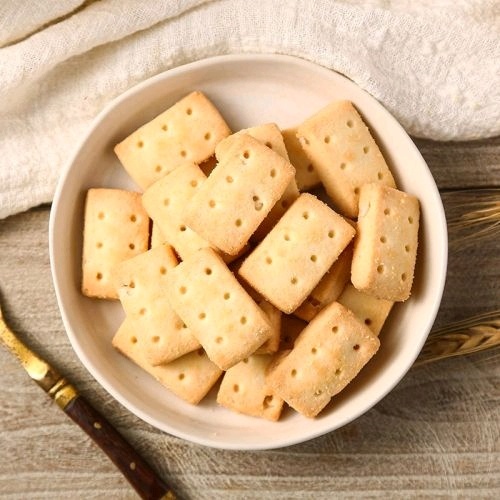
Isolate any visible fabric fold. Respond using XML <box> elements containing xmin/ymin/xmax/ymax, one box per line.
<box><xmin>0</xmin><ymin>0</ymin><xmax>499</xmax><ymax>219</ymax></box>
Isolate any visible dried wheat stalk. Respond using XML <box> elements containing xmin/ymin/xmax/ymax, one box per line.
<box><xmin>443</xmin><ymin>189</ymin><xmax>500</xmax><ymax>248</ymax></box>
<box><xmin>415</xmin><ymin>310</ymin><xmax>500</xmax><ymax>366</ymax></box>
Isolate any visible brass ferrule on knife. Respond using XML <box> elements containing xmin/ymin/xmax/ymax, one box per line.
<box><xmin>0</xmin><ymin>316</ymin><xmax>78</xmax><ymax>409</ymax></box>
<box><xmin>48</xmin><ymin>376</ymin><xmax>79</xmax><ymax>409</ymax></box>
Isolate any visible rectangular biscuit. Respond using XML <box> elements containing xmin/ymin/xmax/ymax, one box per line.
<box><xmin>282</xmin><ymin>127</ymin><xmax>321</xmax><ymax>191</ymax></box>
<box><xmin>221</xmin><ymin>124</ymin><xmax>300</xmax><ymax>242</ymax></box>
<box><xmin>239</xmin><ymin>193</ymin><xmax>356</xmax><ymax>313</ymax></box>
<box><xmin>144</xmin><ymin>163</ymin><xmax>248</xmax><ymax>263</ymax></box>
<box><xmin>296</xmin><ymin>101</ymin><xmax>396</xmax><ymax>217</ymax></box>
<box><xmin>186</xmin><ymin>134</ymin><xmax>296</xmax><ymax>255</ymax></box>
<box><xmin>112</xmin><ymin>319</ymin><xmax>222</xmax><ymax>405</ymax></box>
<box><xmin>267</xmin><ymin>302</ymin><xmax>380</xmax><ymax>418</ymax></box>
<box><xmin>142</xmin><ymin>162</ymin><xmax>211</xmax><ymax>260</ymax></box>
<box><xmin>114</xmin><ymin>91</ymin><xmax>231</xmax><ymax>190</ymax></box>
<box><xmin>294</xmin><ymin>244</ymin><xmax>353</xmax><ymax>321</ymax></box>
<box><xmin>351</xmin><ymin>183</ymin><xmax>420</xmax><ymax>301</ymax></box>
<box><xmin>217</xmin><ymin>354</ymin><xmax>284</xmax><ymax>421</ymax></box>
<box><xmin>82</xmin><ymin>188</ymin><xmax>149</xmax><ymax>299</ymax></box>
<box><xmin>337</xmin><ymin>283</ymin><xmax>394</xmax><ymax>336</ymax></box>
<box><xmin>113</xmin><ymin>245</ymin><xmax>201</xmax><ymax>365</ymax></box>
<box><xmin>164</xmin><ymin>248</ymin><xmax>272</xmax><ymax>370</ymax></box>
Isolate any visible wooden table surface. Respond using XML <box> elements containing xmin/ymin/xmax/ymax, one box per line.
<box><xmin>0</xmin><ymin>137</ymin><xmax>499</xmax><ymax>499</ymax></box>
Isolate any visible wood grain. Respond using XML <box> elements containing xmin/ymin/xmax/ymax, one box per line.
<box><xmin>64</xmin><ymin>395</ymin><xmax>174</xmax><ymax>499</ymax></box>
<box><xmin>0</xmin><ymin>137</ymin><xmax>499</xmax><ymax>499</ymax></box>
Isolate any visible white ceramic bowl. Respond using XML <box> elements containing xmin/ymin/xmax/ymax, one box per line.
<box><xmin>49</xmin><ymin>54</ymin><xmax>447</xmax><ymax>450</ymax></box>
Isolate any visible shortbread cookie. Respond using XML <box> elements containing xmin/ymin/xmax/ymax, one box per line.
<box><xmin>217</xmin><ymin>123</ymin><xmax>300</xmax><ymax>239</ymax></box>
<box><xmin>282</xmin><ymin>127</ymin><xmax>321</xmax><ymax>191</ymax></box>
<box><xmin>267</xmin><ymin>302</ymin><xmax>380</xmax><ymax>418</ymax></box>
<box><xmin>112</xmin><ymin>319</ymin><xmax>222</xmax><ymax>405</ymax></box>
<box><xmin>296</xmin><ymin>101</ymin><xmax>396</xmax><ymax>217</ymax></box>
<box><xmin>294</xmin><ymin>245</ymin><xmax>353</xmax><ymax>321</ymax></box>
<box><xmin>239</xmin><ymin>193</ymin><xmax>355</xmax><ymax>313</ymax></box>
<box><xmin>186</xmin><ymin>134</ymin><xmax>296</xmax><ymax>254</ymax></box>
<box><xmin>337</xmin><ymin>283</ymin><xmax>394</xmax><ymax>336</ymax></box>
<box><xmin>114</xmin><ymin>91</ymin><xmax>231</xmax><ymax>189</ymax></box>
<box><xmin>219</xmin><ymin>124</ymin><xmax>300</xmax><ymax>242</ymax></box>
<box><xmin>351</xmin><ymin>183</ymin><xmax>419</xmax><ymax>301</ymax></box>
<box><xmin>144</xmin><ymin>164</ymin><xmax>247</xmax><ymax>262</ymax></box>
<box><xmin>142</xmin><ymin>162</ymin><xmax>211</xmax><ymax>260</ymax></box>
<box><xmin>82</xmin><ymin>188</ymin><xmax>149</xmax><ymax>299</ymax></box>
<box><xmin>113</xmin><ymin>245</ymin><xmax>200</xmax><ymax>365</ymax></box>
<box><xmin>164</xmin><ymin>248</ymin><xmax>272</xmax><ymax>370</ymax></box>
<box><xmin>217</xmin><ymin>354</ymin><xmax>284</xmax><ymax>421</ymax></box>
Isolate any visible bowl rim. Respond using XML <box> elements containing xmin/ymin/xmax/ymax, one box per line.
<box><xmin>49</xmin><ymin>53</ymin><xmax>448</xmax><ymax>450</ymax></box>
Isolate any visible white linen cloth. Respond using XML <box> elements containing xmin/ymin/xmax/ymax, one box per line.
<box><xmin>0</xmin><ymin>0</ymin><xmax>498</xmax><ymax>219</ymax></box>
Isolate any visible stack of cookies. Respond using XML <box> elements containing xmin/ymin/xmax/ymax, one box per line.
<box><xmin>81</xmin><ymin>91</ymin><xmax>420</xmax><ymax>420</ymax></box>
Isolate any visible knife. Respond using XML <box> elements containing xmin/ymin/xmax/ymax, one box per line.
<box><xmin>0</xmin><ymin>299</ymin><xmax>175</xmax><ymax>500</ymax></box>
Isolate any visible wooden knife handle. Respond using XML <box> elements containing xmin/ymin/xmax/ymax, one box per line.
<box><xmin>64</xmin><ymin>395</ymin><xmax>175</xmax><ymax>500</ymax></box>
